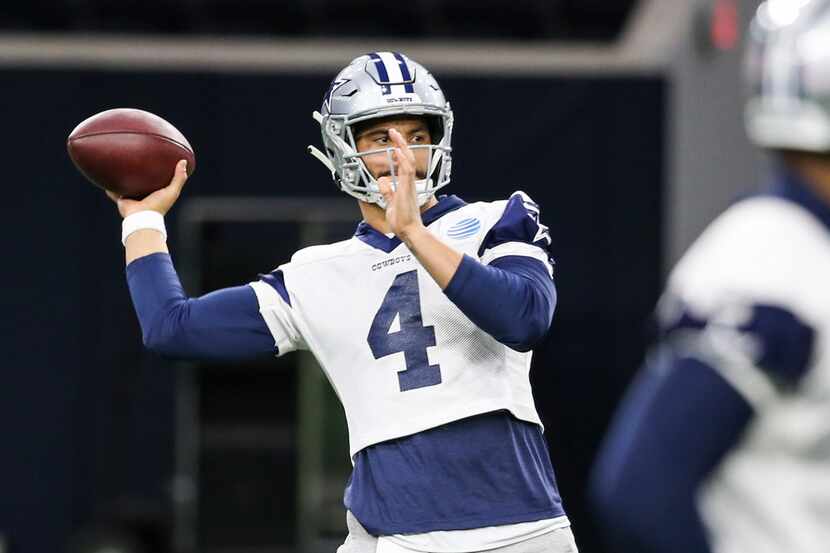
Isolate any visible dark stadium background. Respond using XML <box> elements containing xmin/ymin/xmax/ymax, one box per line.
<box><xmin>0</xmin><ymin>1</ymin><xmax>762</xmax><ymax>552</ymax></box>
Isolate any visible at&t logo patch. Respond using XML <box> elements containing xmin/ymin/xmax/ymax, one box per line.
<box><xmin>446</xmin><ymin>218</ymin><xmax>481</xmax><ymax>240</ymax></box>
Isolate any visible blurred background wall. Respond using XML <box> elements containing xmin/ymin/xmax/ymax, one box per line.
<box><xmin>667</xmin><ymin>0</ymin><xmax>764</xmax><ymax>267</ymax></box>
<box><xmin>0</xmin><ymin>1</ymin><xmax>764</xmax><ymax>552</ymax></box>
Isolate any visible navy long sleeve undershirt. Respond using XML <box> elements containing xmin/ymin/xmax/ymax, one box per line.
<box><xmin>126</xmin><ymin>252</ymin><xmax>275</xmax><ymax>360</ymax></box>
<box><xmin>444</xmin><ymin>254</ymin><xmax>556</xmax><ymax>352</ymax></box>
<box><xmin>126</xmin><ymin>251</ymin><xmax>554</xmax><ymax>359</ymax></box>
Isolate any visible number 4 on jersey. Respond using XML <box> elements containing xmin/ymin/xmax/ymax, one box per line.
<box><xmin>367</xmin><ymin>270</ymin><xmax>442</xmax><ymax>392</ymax></box>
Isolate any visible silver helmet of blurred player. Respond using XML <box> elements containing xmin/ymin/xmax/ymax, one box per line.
<box><xmin>745</xmin><ymin>0</ymin><xmax>830</xmax><ymax>152</ymax></box>
<box><xmin>307</xmin><ymin>52</ymin><xmax>453</xmax><ymax>207</ymax></box>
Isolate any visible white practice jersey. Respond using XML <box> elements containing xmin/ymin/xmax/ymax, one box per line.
<box><xmin>662</xmin><ymin>194</ymin><xmax>830</xmax><ymax>553</ymax></box>
<box><xmin>248</xmin><ymin>192</ymin><xmax>553</xmax><ymax>457</ymax></box>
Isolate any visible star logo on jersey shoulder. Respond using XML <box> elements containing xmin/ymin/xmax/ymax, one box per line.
<box><xmin>521</xmin><ymin>199</ymin><xmax>551</xmax><ymax>245</ymax></box>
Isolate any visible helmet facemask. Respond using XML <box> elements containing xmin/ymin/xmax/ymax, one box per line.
<box><xmin>318</xmin><ymin>108</ymin><xmax>453</xmax><ymax>208</ymax></box>
<box><xmin>307</xmin><ymin>52</ymin><xmax>454</xmax><ymax>208</ymax></box>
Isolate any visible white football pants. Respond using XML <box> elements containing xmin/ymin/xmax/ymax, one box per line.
<box><xmin>336</xmin><ymin>511</ymin><xmax>579</xmax><ymax>553</ymax></box>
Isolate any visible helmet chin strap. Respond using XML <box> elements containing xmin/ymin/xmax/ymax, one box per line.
<box><xmin>370</xmin><ymin>178</ymin><xmax>433</xmax><ymax>209</ymax></box>
<box><xmin>414</xmin><ymin>179</ymin><xmax>434</xmax><ymax>206</ymax></box>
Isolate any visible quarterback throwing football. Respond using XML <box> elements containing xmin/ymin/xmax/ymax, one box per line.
<box><xmin>110</xmin><ymin>53</ymin><xmax>576</xmax><ymax>553</ymax></box>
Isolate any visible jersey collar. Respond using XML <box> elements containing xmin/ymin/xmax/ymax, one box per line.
<box><xmin>768</xmin><ymin>168</ymin><xmax>830</xmax><ymax>233</ymax></box>
<box><xmin>354</xmin><ymin>195</ymin><xmax>467</xmax><ymax>253</ymax></box>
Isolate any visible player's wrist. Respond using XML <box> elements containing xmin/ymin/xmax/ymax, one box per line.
<box><xmin>122</xmin><ymin>210</ymin><xmax>167</xmax><ymax>246</ymax></box>
<box><xmin>397</xmin><ymin>222</ymin><xmax>428</xmax><ymax>245</ymax></box>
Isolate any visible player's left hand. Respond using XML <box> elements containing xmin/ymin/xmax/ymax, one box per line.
<box><xmin>377</xmin><ymin>128</ymin><xmax>424</xmax><ymax>240</ymax></box>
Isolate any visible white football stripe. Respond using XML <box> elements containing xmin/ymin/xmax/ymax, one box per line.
<box><xmin>378</xmin><ymin>51</ymin><xmax>405</xmax><ymax>83</ymax></box>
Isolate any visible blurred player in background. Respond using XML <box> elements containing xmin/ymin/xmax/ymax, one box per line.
<box><xmin>109</xmin><ymin>52</ymin><xmax>578</xmax><ymax>552</ymax></box>
<box><xmin>589</xmin><ymin>2</ymin><xmax>830</xmax><ymax>553</ymax></box>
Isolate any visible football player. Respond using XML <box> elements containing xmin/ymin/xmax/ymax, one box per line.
<box><xmin>110</xmin><ymin>52</ymin><xmax>578</xmax><ymax>552</ymax></box>
<box><xmin>589</xmin><ymin>2</ymin><xmax>830</xmax><ymax>553</ymax></box>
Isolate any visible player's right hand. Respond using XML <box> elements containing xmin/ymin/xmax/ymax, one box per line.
<box><xmin>106</xmin><ymin>159</ymin><xmax>189</xmax><ymax>219</ymax></box>
<box><xmin>377</xmin><ymin>129</ymin><xmax>423</xmax><ymax>240</ymax></box>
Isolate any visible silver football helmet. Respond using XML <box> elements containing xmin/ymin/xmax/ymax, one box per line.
<box><xmin>308</xmin><ymin>52</ymin><xmax>454</xmax><ymax>207</ymax></box>
<box><xmin>745</xmin><ymin>0</ymin><xmax>830</xmax><ymax>152</ymax></box>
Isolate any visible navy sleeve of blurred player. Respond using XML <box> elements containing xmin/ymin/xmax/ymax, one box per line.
<box><xmin>589</xmin><ymin>353</ymin><xmax>749</xmax><ymax>553</ymax></box>
<box><xmin>589</xmin><ymin>302</ymin><xmax>816</xmax><ymax>553</ymax></box>
<box><xmin>126</xmin><ymin>252</ymin><xmax>276</xmax><ymax>360</ymax></box>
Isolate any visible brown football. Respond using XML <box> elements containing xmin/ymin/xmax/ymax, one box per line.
<box><xmin>67</xmin><ymin>108</ymin><xmax>196</xmax><ymax>199</ymax></box>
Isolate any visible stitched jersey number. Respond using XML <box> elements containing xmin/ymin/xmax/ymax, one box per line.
<box><xmin>367</xmin><ymin>270</ymin><xmax>442</xmax><ymax>392</ymax></box>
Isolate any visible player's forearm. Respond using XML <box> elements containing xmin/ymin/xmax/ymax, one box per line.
<box><xmin>399</xmin><ymin>225</ymin><xmax>463</xmax><ymax>289</ymax></box>
<box><xmin>124</xmin><ymin>228</ymin><xmax>168</xmax><ymax>265</ymax></box>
